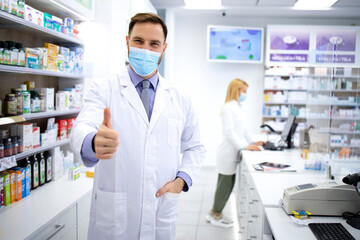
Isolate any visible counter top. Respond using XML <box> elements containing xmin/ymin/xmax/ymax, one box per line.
<box><xmin>265</xmin><ymin>207</ymin><xmax>360</xmax><ymax>239</ymax></box>
<box><xmin>0</xmin><ymin>173</ymin><xmax>93</xmax><ymax>240</ymax></box>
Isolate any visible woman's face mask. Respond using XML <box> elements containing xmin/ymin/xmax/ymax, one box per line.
<box><xmin>238</xmin><ymin>93</ymin><xmax>247</xmax><ymax>103</ymax></box>
<box><xmin>128</xmin><ymin>47</ymin><xmax>161</xmax><ymax>77</ymax></box>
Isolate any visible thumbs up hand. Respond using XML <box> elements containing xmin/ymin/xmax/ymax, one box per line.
<box><xmin>94</xmin><ymin>108</ymin><xmax>119</xmax><ymax>160</ymax></box>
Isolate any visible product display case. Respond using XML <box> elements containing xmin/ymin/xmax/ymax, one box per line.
<box><xmin>0</xmin><ymin>5</ymin><xmax>84</xmax><ymax>172</ymax></box>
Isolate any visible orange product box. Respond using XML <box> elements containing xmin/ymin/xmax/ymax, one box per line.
<box><xmin>44</xmin><ymin>43</ymin><xmax>59</xmax><ymax>58</ymax></box>
<box><xmin>14</xmin><ymin>171</ymin><xmax>22</xmax><ymax>201</ymax></box>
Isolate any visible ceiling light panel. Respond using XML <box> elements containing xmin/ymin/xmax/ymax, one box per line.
<box><xmin>222</xmin><ymin>0</ymin><xmax>258</xmax><ymax>7</ymax></box>
<box><xmin>257</xmin><ymin>0</ymin><xmax>297</xmax><ymax>6</ymax></box>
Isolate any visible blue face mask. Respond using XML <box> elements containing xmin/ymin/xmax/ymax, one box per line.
<box><xmin>239</xmin><ymin>93</ymin><xmax>247</xmax><ymax>103</ymax></box>
<box><xmin>129</xmin><ymin>47</ymin><xmax>161</xmax><ymax>77</ymax></box>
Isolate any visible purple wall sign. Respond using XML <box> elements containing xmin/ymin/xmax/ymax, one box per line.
<box><xmin>270</xmin><ymin>28</ymin><xmax>310</xmax><ymax>50</ymax></box>
<box><xmin>316</xmin><ymin>29</ymin><xmax>356</xmax><ymax>52</ymax></box>
<box><xmin>316</xmin><ymin>54</ymin><xmax>355</xmax><ymax>64</ymax></box>
<box><xmin>270</xmin><ymin>54</ymin><xmax>308</xmax><ymax>62</ymax></box>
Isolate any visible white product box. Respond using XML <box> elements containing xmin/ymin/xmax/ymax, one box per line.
<box><xmin>32</xmin><ymin>126</ymin><xmax>40</xmax><ymax>148</ymax></box>
<box><xmin>45</xmin><ymin>128</ymin><xmax>57</xmax><ymax>144</ymax></box>
<box><xmin>56</xmin><ymin>92</ymin><xmax>65</xmax><ymax>111</ymax></box>
<box><xmin>24</xmin><ymin>4</ymin><xmax>44</xmax><ymax>26</ymax></box>
<box><xmin>18</xmin><ymin>123</ymin><xmax>33</xmax><ymax>152</ymax></box>
<box><xmin>51</xmin><ymin>147</ymin><xmax>64</xmax><ymax>181</ymax></box>
<box><xmin>39</xmin><ymin>88</ymin><xmax>54</xmax><ymax>111</ymax></box>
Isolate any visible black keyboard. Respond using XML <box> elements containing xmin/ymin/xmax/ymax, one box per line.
<box><xmin>263</xmin><ymin>141</ymin><xmax>279</xmax><ymax>150</ymax></box>
<box><xmin>308</xmin><ymin>223</ymin><xmax>355</xmax><ymax>240</ymax></box>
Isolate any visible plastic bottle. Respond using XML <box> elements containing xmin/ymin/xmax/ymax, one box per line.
<box><xmin>0</xmin><ymin>42</ymin><xmax>4</xmax><ymax>64</ymax></box>
<box><xmin>17</xmin><ymin>137</ymin><xmax>23</xmax><ymax>153</ymax></box>
<box><xmin>5</xmin><ymin>93</ymin><xmax>17</xmax><ymax>116</ymax></box>
<box><xmin>30</xmin><ymin>155</ymin><xmax>39</xmax><ymax>189</ymax></box>
<box><xmin>12</xmin><ymin>88</ymin><xmax>23</xmax><ymax>115</ymax></box>
<box><xmin>44</xmin><ymin>151</ymin><xmax>52</xmax><ymax>183</ymax></box>
<box><xmin>1</xmin><ymin>42</ymin><xmax>11</xmax><ymax>65</ymax></box>
<box><xmin>0</xmin><ymin>140</ymin><xmax>4</xmax><ymax>158</ymax></box>
<box><xmin>15</xmin><ymin>42</ymin><xmax>25</xmax><ymax>67</ymax></box>
<box><xmin>30</xmin><ymin>90</ymin><xmax>40</xmax><ymax>113</ymax></box>
<box><xmin>4</xmin><ymin>138</ymin><xmax>12</xmax><ymax>157</ymax></box>
<box><xmin>21</xmin><ymin>84</ymin><xmax>30</xmax><ymax>114</ymax></box>
<box><xmin>6</xmin><ymin>41</ymin><xmax>18</xmax><ymax>66</ymax></box>
<box><xmin>38</xmin><ymin>152</ymin><xmax>46</xmax><ymax>186</ymax></box>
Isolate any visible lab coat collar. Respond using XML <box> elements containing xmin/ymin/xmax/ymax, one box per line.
<box><xmin>118</xmin><ymin>70</ymin><xmax>172</xmax><ymax>128</ymax></box>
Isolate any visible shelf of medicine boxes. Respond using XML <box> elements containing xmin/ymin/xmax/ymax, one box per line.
<box><xmin>0</xmin><ymin>109</ymin><xmax>81</xmax><ymax>126</ymax></box>
<box><xmin>264</xmin><ymin>74</ymin><xmax>360</xmax><ymax>79</ymax></box>
<box><xmin>0</xmin><ymin>64</ymin><xmax>84</xmax><ymax>78</ymax></box>
<box><xmin>263</xmin><ymin>101</ymin><xmax>306</xmax><ymax>105</ymax></box>
<box><xmin>0</xmin><ymin>10</ymin><xmax>83</xmax><ymax>45</ymax></box>
<box><xmin>16</xmin><ymin>138</ymin><xmax>70</xmax><ymax>160</ymax></box>
<box><xmin>0</xmin><ymin>138</ymin><xmax>70</xmax><ymax>171</ymax></box>
<box><xmin>262</xmin><ymin>115</ymin><xmax>306</xmax><ymax>119</ymax></box>
<box><xmin>264</xmin><ymin>88</ymin><xmax>307</xmax><ymax>91</ymax></box>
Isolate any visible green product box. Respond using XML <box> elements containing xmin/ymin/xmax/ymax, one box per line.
<box><xmin>17</xmin><ymin>0</ymin><xmax>25</xmax><ymax>18</ymax></box>
<box><xmin>43</xmin><ymin>12</ymin><xmax>53</xmax><ymax>29</ymax></box>
<box><xmin>2</xmin><ymin>174</ymin><xmax>11</xmax><ymax>206</ymax></box>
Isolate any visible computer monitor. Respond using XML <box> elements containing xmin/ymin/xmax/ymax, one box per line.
<box><xmin>281</xmin><ymin>114</ymin><xmax>297</xmax><ymax>149</ymax></box>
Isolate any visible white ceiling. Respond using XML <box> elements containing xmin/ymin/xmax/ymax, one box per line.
<box><xmin>149</xmin><ymin>0</ymin><xmax>360</xmax><ymax>18</ymax></box>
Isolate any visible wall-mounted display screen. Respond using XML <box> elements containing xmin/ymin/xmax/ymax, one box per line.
<box><xmin>207</xmin><ymin>25</ymin><xmax>264</xmax><ymax>63</ymax></box>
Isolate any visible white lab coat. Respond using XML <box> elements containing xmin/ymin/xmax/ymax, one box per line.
<box><xmin>216</xmin><ymin>100</ymin><xmax>254</xmax><ymax>175</ymax></box>
<box><xmin>71</xmin><ymin>70</ymin><xmax>205</xmax><ymax>240</ymax></box>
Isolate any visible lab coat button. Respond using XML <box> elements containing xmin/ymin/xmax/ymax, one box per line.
<box><xmin>146</xmin><ymin>200</ymin><xmax>151</xmax><ymax>205</ymax></box>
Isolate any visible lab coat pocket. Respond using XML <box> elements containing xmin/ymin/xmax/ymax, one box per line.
<box><xmin>157</xmin><ymin>192</ymin><xmax>180</xmax><ymax>227</ymax></box>
<box><xmin>168</xmin><ymin>119</ymin><xmax>181</xmax><ymax>147</ymax></box>
<box><xmin>95</xmin><ymin>189</ymin><xmax>127</xmax><ymax>236</ymax></box>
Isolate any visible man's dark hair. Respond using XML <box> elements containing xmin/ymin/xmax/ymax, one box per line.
<box><xmin>128</xmin><ymin>13</ymin><xmax>168</xmax><ymax>41</ymax></box>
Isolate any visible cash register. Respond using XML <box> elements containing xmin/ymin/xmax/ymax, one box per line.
<box><xmin>282</xmin><ymin>173</ymin><xmax>360</xmax><ymax>240</ymax></box>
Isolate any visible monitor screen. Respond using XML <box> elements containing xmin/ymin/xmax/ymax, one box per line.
<box><xmin>281</xmin><ymin>114</ymin><xmax>296</xmax><ymax>140</ymax></box>
<box><xmin>207</xmin><ymin>25</ymin><xmax>264</xmax><ymax>63</ymax></box>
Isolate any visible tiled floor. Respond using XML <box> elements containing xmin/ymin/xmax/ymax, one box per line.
<box><xmin>176</xmin><ymin>166</ymin><xmax>240</xmax><ymax>240</ymax></box>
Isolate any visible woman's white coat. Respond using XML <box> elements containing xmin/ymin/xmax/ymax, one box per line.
<box><xmin>216</xmin><ymin>100</ymin><xmax>253</xmax><ymax>175</ymax></box>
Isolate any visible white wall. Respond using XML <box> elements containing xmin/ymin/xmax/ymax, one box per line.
<box><xmin>166</xmin><ymin>11</ymin><xmax>360</xmax><ymax>166</ymax></box>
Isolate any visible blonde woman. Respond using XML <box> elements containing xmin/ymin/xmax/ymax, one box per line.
<box><xmin>206</xmin><ymin>78</ymin><xmax>264</xmax><ymax>228</ymax></box>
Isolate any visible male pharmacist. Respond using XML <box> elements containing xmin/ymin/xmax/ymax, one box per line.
<box><xmin>71</xmin><ymin>13</ymin><xmax>205</xmax><ymax>240</ymax></box>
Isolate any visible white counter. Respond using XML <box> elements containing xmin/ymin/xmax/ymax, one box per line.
<box><xmin>0</xmin><ymin>173</ymin><xmax>93</xmax><ymax>240</ymax></box>
<box><xmin>265</xmin><ymin>207</ymin><xmax>360</xmax><ymax>240</ymax></box>
<box><xmin>238</xmin><ymin>149</ymin><xmax>360</xmax><ymax>240</ymax></box>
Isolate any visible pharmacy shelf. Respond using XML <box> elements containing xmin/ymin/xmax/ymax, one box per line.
<box><xmin>0</xmin><ymin>115</ymin><xmax>26</xmax><ymax>126</ymax></box>
<box><xmin>307</xmin><ymin>89</ymin><xmax>360</xmax><ymax>93</ymax></box>
<box><xmin>307</xmin><ymin>116</ymin><xmax>360</xmax><ymax>120</ymax></box>
<box><xmin>264</xmin><ymin>88</ymin><xmax>307</xmax><ymax>91</ymax></box>
<box><xmin>0</xmin><ymin>109</ymin><xmax>81</xmax><ymax>126</ymax></box>
<box><xmin>264</xmin><ymin>74</ymin><xmax>360</xmax><ymax>79</ymax></box>
<box><xmin>264</xmin><ymin>101</ymin><xmax>306</xmax><ymax>105</ymax></box>
<box><xmin>262</xmin><ymin>115</ymin><xmax>306</xmax><ymax>120</ymax></box>
<box><xmin>329</xmin><ymin>159</ymin><xmax>360</xmax><ymax>163</ymax></box>
<box><xmin>318</xmin><ymin>130</ymin><xmax>360</xmax><ymax>135</ymax></box>
<box><xmin>306</xmin><ymin>102</ymin><xmax>359</xmax><ymax>106</ymax></box>
<box><xmin>23</xmin><ymin>109</ymin><xmax>81</xmax><ymax>120</ymax></box>
<box><xmin>15</xmin><ymin>138</ymin><xmax>70</xmax><ymax>160</ymax></box>
<box><xmin>0</xmin><ymin>64</ymin><xmax>84</xmax><ymax>78</ymax></box>
<box><xmin>330</xmin><ymin>144</ymin><xmax>360</xmax><ymax>149</ymax></box>
<box><xmin>0</xmin><ymin>10</ymin><xmax>83</xmax><ymax>45</ymax></box>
